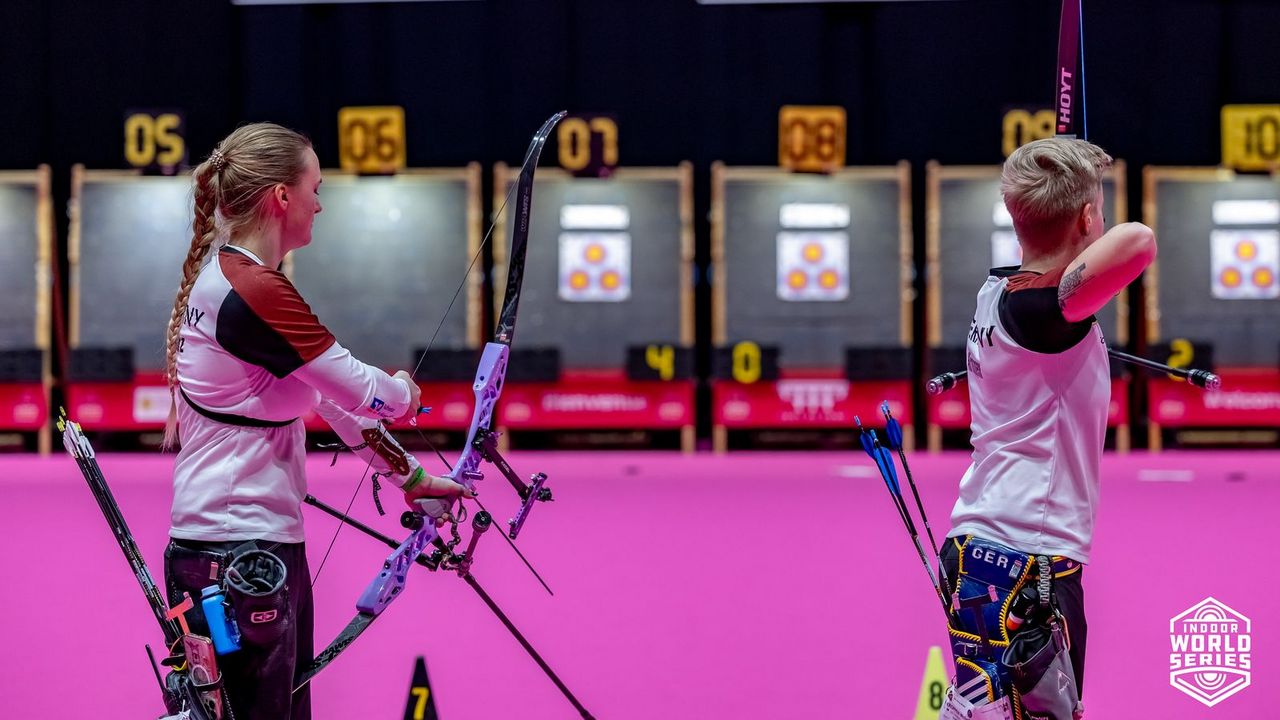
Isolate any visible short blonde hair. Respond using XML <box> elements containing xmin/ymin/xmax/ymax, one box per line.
<box><xmin>1000</xmin><ymin>137</ymin><xmax>1112</xmax><ymax>240</ymax></box>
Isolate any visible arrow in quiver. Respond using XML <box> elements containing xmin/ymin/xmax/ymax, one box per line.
<box><xmin>402</xmin><ymin>655</ymin><xmax>439</xmax><ymax>720</ymax></box>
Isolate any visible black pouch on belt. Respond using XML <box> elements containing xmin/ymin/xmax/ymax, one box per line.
<box><xmin>224</xmin><ymin>547</ymin><xmax>290</xmax><ymax>647</ymax></box>
<box><xmin>1001</xmin><ymin>556</ymin><xmax>1083</xmax><ymax>720</ymax></box>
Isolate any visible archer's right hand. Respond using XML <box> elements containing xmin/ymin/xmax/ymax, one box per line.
<box><xmin>392</xmin><ymin>370</ymin><xmax>423</xmax><ymax>424</ymax></box>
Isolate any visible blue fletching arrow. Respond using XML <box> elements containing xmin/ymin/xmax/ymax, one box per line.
<box><xmin>855</xmin><ymin>417</ymin><xmax>878</xmax><ymax>459</ymax></box>
<box><xmin>875</xmin><ymin>444</ymin><xmax>901</xmax><ymax>496</ymax></box>
<box><xmin>880</xmin><ymin>401</ymin><xmax>904</xmax><ymax>451</ymax></box>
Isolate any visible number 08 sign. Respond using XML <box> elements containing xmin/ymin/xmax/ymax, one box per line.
<box><xmin>778</xmin><ymin>106</ymin><xmax>846</xmax><ymax>173</ymax></box>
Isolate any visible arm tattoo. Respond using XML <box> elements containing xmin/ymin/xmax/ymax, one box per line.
<box><xmin>1058</xmin><ymin>263</ymin><xmax>1087</xmax><ymax>311</ymax></box>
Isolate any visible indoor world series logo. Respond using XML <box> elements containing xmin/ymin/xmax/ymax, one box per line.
<box><xmin>1169</xmin><ymin>597</ymin><xmax>1252</xmax><ymax>707</ymax></box>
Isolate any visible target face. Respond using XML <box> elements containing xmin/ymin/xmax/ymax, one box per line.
<box><xmin>776</xmin><ymin>232</ymin><xmax>849</xmax><ymax>301</ymax></box>
<box><xmin>1210</xmin><ymin>230</ymin><xmax>1279</xmax><ymax>300</ymax></box>
<box><xmin>559</xmin><ymin>232</ymin><xmax>631</xmax><ymax>302</ymax></box>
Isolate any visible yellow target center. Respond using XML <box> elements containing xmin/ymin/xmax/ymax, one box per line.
<box><xmin>788</xmin><ymin>270</ymin><xmax>809</xmax><ymax>289</ymax></box>
<box><xmin>584</xmin><ymin>244</ymin><xmax>606</xmax><ymax>264</ymax></box>
<box><xmin>802</xmin><ymin>243</ymin><xmax>824</xmax><ymax>263</ymax></box>
<box><xmin>818</xmin><ymin>269</ymin><xmax>839</xmax><ymax>289</ymax></box>
<box><xmin>569</xmin><ymin>270</ymin><xmax>590</xmax><ymax>290</ymax></box>
<box><xmin>1236</xmin><ymin>240</ymin><xmax>1258</xmax><ymax>261</ymax></box>
<box><xmin>1221</xmin><ymin>268</ymin><xmax>1243</xmax><ymax>288</ymax></box>
<box><xmin>1253</xmin><ymin>267</ymin><xmax>1275</xmax><ymax>288</ymax></box>
<box><xmin>601</xmin><ymin>271</ymin><xmax>621</xmax><ymax>290</ymax></box>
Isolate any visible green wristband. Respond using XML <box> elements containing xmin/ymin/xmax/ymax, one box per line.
<box><xmin>401</xmin><ymin>467</ymin><xmax>426</xmax><ymax>492</ymax></box>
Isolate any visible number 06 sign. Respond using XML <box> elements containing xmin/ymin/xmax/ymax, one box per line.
<box><xmin>338</xmin><ymin>106</ymin><xmax>407</xmax><ymax>175</ymax></box>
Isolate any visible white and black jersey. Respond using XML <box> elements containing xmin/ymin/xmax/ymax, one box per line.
<box><xmin>171</xmin><ymin>245</ymin><xmax>412</xmax><ymax>543</ymax></box>
<box><xmin>948</xmin><ymin>266</ymin><xmax>1110</xmax><ymax>563</ymax></box>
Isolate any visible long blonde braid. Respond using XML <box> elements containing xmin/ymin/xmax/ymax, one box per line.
<box><xmin>162</xmin><ymin>123</ymin><xmax>313</xmax><ymax>450</ymax></box>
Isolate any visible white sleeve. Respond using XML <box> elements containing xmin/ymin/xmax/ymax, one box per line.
<box><xmin>292</xmin><ymin>340</ymin><xmax>412</xmax><ymax>420</ymax></box>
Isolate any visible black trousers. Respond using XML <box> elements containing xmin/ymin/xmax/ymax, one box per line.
<box><xmin>940</xmin><ymin>536</ymin><xmax>1089</xmax><ymax>694</ymax></box>
<box><xmin>165</xmin><ymin>539</ymin><xmax>314</xmax><ymax>720</ymax></box>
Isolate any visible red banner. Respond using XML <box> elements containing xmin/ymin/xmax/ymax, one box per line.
<box><xmin>0</xmin><ymin>383</ymin><xmax>48</xmax><ymax>430</ymax></box>
<box><xmin>1149</xmin><ymin>368</ymin><xmax>1280</xmax><ymax>426</ymax></box>
<box><xmin>713</xmin><ymin>378</ymin><xmax>912</xmax><ymax>428</ymax></box>
<box><xmin>499</xmin><ymin>372</ymin><xmax>694</xmax><ymax>429</ymax></box>
<box><xmin>928</xmin><ymin>378</ymin><xmax>1130</xmax><ymax>430</ymax></box>
<box><xmin>65</xmin><ymin>374</ymin><xmax>170</xmax><ymax>430</ymax></box>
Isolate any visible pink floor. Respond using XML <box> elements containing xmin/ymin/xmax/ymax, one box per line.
<box><xmin>1</xmin><ymin>450</ymin><xmax>1277</xmax><ymax>719</ymax></box>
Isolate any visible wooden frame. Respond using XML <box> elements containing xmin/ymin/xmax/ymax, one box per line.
<box><xmin>925</xmin><ymin>161</ymin><xmax>1129</xmax><ymax>346</ymax></box>
<box><xmin>312</xmin><ymin>165</ymin><xmax>484</xmax><ymax>346</ymax></box>
<box><xmin>710</xmin><ymin>162</ymin><xmax>914</xmax><ymax>348</ymax></box>
<box><xmin>710</xmin><ymin>162</ymin><xmax>913</xmax><ymax>452</ymax></box>
<box><xmin>924</xmin><ymin>161</ymin><xmax>1130</xmax><ymax>452</ymax></box>
<box><xmin>492</xmin><ymin>163</ymin><xmax>697</xmax><ymax>451</ymax></box>
<box><xmin>0</xmin><ymin>167</ymin><xmax>53</xmax><ymax>454</ymax></box>
<box><xmin>493</xmin><ymin>163</ymin><xmax>696</xmax><ymax>346</ymax></box>
<box><xmin>1141</xmin><ymin>166</ymin><xmax>1280</xmax><ymax>450</ymax></box>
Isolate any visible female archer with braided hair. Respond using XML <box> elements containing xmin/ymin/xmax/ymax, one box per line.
<box><xmin>161</xmin><ymin>123</ymin><xmax>471</xmax><ymax>719</ymax></box>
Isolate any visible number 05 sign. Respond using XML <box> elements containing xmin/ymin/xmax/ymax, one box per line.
<box><xmin>338</xmin><ymin>106</ymin><xmax>407</xmax><ymax>174</ymax></box>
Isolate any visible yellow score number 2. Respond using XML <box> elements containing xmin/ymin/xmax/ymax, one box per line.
<box><xmin>124</xmin><ymin>112</ymin><xmax>185</xmax><ymax>170</ymax></box>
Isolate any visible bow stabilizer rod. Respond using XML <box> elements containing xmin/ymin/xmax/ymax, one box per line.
<box><xmin>927</xmin><ymin>349</ymin><xmax>1221</xmax><ymax>395</ymax></box>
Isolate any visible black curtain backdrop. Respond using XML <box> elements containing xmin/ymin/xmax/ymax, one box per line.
<box><xmin>3</xmin><ymin>0</ymin><xmax>1277</xmax><ymax>437</ymax></box>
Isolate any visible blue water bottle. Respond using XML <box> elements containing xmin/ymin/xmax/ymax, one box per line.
<box><xmin>201</xmin><ymin>584</ymin><xmax>241</xmax><ymax>655</ymax></box>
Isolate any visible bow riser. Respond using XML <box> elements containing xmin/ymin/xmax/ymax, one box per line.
<box><xmin>356</xmin><ymin>523</ymin><xmax>440</xmax><ymax>614</ymax></box>
<box><xmin>453</xmin><ymin>341</ymin><xmax>510</xmax><ymax>488</ymax></box>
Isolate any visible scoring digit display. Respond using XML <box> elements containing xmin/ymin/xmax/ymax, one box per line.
<box><xmin>557</xmin><ymin>114</ymin><xmax>619</xmax><ymax>177</ymax></box>
<box><xmin>1001</xmin><ymin>108</ymin><xmax>1056</xmax><ymax>157</ymax></box>
<box><xmin>1222</xmin><ymin>105</ymin><xmax>1280</xmax><ymax>171</ymax></box>
<box><xmin>338</xmin><ymin>106</ymin><xmax>407</xmax><ymax>175</ymax></box>
<box><xmin>123</xmin><ymin>110</ymin><xmax>187</xmax><ymax>174</ymax></box>
<box><xmin>626</xmin><ymin>344</ymin><xmax>693</xmax><ymax>382</ymax></box>
<box><xmin>732</xmin><ymin>341</ymin><xmax>762</xmax><ymax>384</ymax></box>
<box><xmin>778</xmin><ymin>106</ymin><xmax>846</xmax><ymax>173</ymax></box>
<box><xmin>646</xmin><ymin>344</ymin><xmax>675</xmax><ymax>381</ymax></box>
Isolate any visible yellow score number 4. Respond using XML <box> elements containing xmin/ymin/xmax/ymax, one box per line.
<box><xmin>645</xmin><ymin>344</ymin><xmax>676</xmax><ymax>382</ymax></box>
<box><xmin>1222</xmin><ymin>105</ymin><xmax>1280</xmax><ymax>171</ymax></box>
<box><xmin>124</xmin><ymin>112</ymin><xmax>185</xmax><ymax>171</ymax></box>
<box><xmin>338</xmin><ymin>106</ymin><xmax>407</xmax><ymax>175</ymax></box>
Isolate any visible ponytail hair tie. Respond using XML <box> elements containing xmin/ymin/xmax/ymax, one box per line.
<box><xmin>209</xmin><ymin>149</ymin><xmax>227</xmax><ymax>172</ymax></box>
